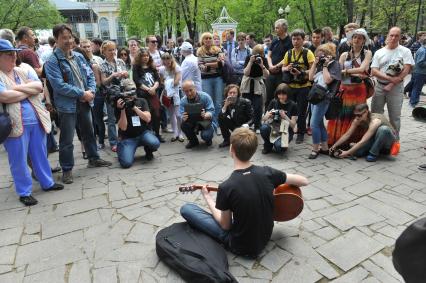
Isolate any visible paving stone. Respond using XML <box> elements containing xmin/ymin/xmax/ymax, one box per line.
<box><xmin>55</xmin><ymin>195</ymin><xmax>108</xmax><ymax>217</ymax></box>
<box><xmin>42</xmin><ymin>210</ymin><xmax>102</xmax><ymax>239</ymax></box>
<box><xmin>377</xmin><ymin>225</ymin><xmax>406</xmax><ymax>240</ymax></box>
<box><xmin>0</xmin><ymin>271</ymin><xmax>25</xmax><ymax>283</ymax></box>
<box><xmin>137</xmin><ymin>207</ymin><xmax>175</xmax><ymax>227</ymax></box>
<box><xmin>324</xmin><ymin>205</ymin><xmax>385</xmax><ymax>231</ymax></box>
<box><xmin>356</xmin><ymin>196</ymin><xmax>413</xmax><ymax>225</ymax></box>
<box><xmin>272</xmin><ymin>258</ymin><xmax>322</xmax><ymax>283</ymax></box>
<box><xmin>37</xmin><ymin>188</ymin><xmax>82</xmax><ymax>206</ymax></box>
<box><xmin>108</xmin><ymin>181</ymin><xmax>127</xmax><ymax>202</ymax></box>
<box><xmin>345</xmin><ymin>179</ymin><xmax>384</xmax><ymax>196</ymax></box>
<box><xmin>302</xmin><ymin>186</ymin><xmax>330</xmax><ymax>200</ymax></box>
<box><xmin>0</xmin><ymin>210</ymin><xmax>27</xmax><ymax>230</ymax></box>
<box><xmin>317</xmin><ymin>229</ymin><xmax>385</xmax><ymax>272</ymax></box>
<box><xmin>361</xmin><ymin>260</ymin><xmax>401</xmax><ymax>283</ymax></box>
<box><xmin>23</xmin><ymin>266</ymin><xmax>65</xmax><ymax>283</ymax></box>
<box><xmin>105</xmin><ymin>244</ymin><xmax>158</xmax><ymax>268</ymax></box>
<box><xmin>20</xmin><ymin>234</ymin><xmax>40</xmax><ymax>245</ymax></box>
<box><xmin>94</xmin><ymin>266</ymin><xmax>117</xmax><ymax>283</ymax></box>
<box><xmin>235</xmin><ymin>277</ymin><xmax>269</xmax><ymax>283</ymax></box>
<box><xmin>118</xmin><ymin>262</ymin><xmax>141</xmax><ymax>283</ymax></box>
<box><xmin>111</xmin><ymin>198</ymin><xmax>141</xmax><ymax>209</ymax></box>
<box><xmin>229</xmin><ymin>265</ymin><xmax>246</xmax><ymax>277</ymax></box>
<box><xmin>370</xmin><ymin>191</ymin><xmax>426</xmax><ymax>217</ymax></box>
<box><xmin>154</xmin><ymin>261</ymin><xmax>170</xmax><ymax>277</ymax></box>
<box><xmin>69</xmin><ymin>260</ymin><xmax>91</xmax><ymax>283</ymax></box>
<box><xmin>409</xmin><ymin>190</ymin><xmax>426</xmax><ymax>202</ymax></box>
<box><xmin>24</xmin><ymin>223</ymin><xmax>40</xmax><ymax>235</ymax></box>
<box><xmin>330</xmin><ymin>267</ymin><xmax>369</xmax><ymax>283</ymax></box>
<box><xmin>361</xmin><ymin>277</ymin><xmax>381</xmax><ymax>283</ymax></box>
<box><xmin>0</xmin><ymin>265</ymin><xmax>13</xmax><ymax>275</ymax></box>
<box><xmin>370</xmin><ymin>253</ymin><xmax>404</xmax><ymax>281</ymax></box>
<box><xmin>83</xmin><ymin>186</ymin><xmax>108</xmax><ymax>198</ymax></box>
<box><xmin>234</xmin><ymin>256</ymin><xmax>256</xmax><ymax>269</ymax></box>
<box><xmin>246</xmin><ymin>269</ymin><xmax>272</xmax><ymax>280</ymax></box>
<box><xmin>0</xmin><ymin>226</ymin><xmax>23</xmax><ymax>247</ymax></box>
<box><xmin>314</xmin><ymin>226</ymin><xmax>340</xmax><ymax>241</ymax></box>
<box><xmin>306</xmin><ymin>199</ymin><xmax>330</xmax><ymax>211</ymax></box>
<box><xmin>0</xmin><ymin>245</ymin><xmax>17</xmax><ymax>265</ymax></box>
<box><xmin>126</xmin><ymin>223</ymin><xmax>156</xmax><ymax>244</ymax></box>
<box><xmin>259</xmin><ymin>246</ymin><xmax>292</xmax><ymax>272</ymax></box>
<box><xmin>372</xmin><ymin>233</ymin><xmax>395</xmax><ymax>247</ymax></box>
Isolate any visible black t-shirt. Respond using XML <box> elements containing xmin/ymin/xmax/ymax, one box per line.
<box><xmin>243</xmin><ymin>56</ymin><xmax>269</xmax><ymax>77</ymax></box>
<box><xmin>267</xmin><ymin>99</ymin><xmax>298</xmax><ymax>117</ymax></box>
<box><xmin>269</xmin><ymin>35</ymin><xmax>293</xmax><ymax>66</ymax></box>
<box><xmin>216</xmin><ymin>165</ymin><xmax>287</xmax><ymax>257</ymax></box>
<box><xmin>115</xmin><ymin>98</ymin><xmax>150</xmax><ymax>139</ymax></box>
<box><xmin>132</xmin><ymin>66</ymin><xmax>160</xmax><ymax>97</ymax></box>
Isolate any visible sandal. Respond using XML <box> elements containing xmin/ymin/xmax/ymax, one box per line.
<box><xmin>308</xmin><ymin>150</ymin><xmax>320</xmax><ymax>159</ymax></box>
<box><xmin>319</xmin><ymin>149</ymin><xmax>329</xmax><ymax>155</ymax></box>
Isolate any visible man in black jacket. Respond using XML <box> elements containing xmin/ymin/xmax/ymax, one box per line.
<box><xmin>218</xmin><ymin>84</ymin><xmax>253</xmax><ymax>148</ymax></box>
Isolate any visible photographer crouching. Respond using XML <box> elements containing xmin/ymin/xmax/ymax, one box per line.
<box><xmin>113</xmin><ymin>89</ymin><xmax>160</xmax><ymax>168</ymax></box>
<box><xmin>260</xmin><ymin>83</ymin><xmax>298</xmax><ymax>154</ymax></box>
<box><xmin>218</xmin><ymin>84</ymin><xmax>253</xmax><ymax>148</ymax></box>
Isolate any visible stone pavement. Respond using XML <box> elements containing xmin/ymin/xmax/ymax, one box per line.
<box><xmin>0</xmin><ymin>98</ymin><xmax>425</xmax><ymax>283</ymax></box>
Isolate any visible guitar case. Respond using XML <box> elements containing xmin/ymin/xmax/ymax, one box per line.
<box><xmin>156</xmin><ymin>222</ymin><xmax>238</xmax><ymax>283</ymax></box>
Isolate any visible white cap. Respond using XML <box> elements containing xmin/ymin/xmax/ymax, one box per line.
<box><xmin>347</xmin><ymin>28</ymin><xmax>370</xmax><ymax>42</ymax></box>
<box><xmin>180</xmin><ymin>42</ymin><xmax>193</xmax><ymax>51</ymax></box>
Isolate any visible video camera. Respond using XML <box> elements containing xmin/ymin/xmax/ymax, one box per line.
<box><xmin>106</xmin><ymin>84</ymin><xmax>137</xmax><ymax>110</ymax></box>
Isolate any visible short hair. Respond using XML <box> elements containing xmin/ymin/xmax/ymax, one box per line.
<box><xmin>264</xmin><ymin>34</ymin><xmax>273</xmax><ymax>40</ymax></box>
<box><xmin>315</xmin><ymin>43</ymin><xmax>337</xmax><ymax>58</ymax></box>
<box><xmin>52</xmin><ymin>24</ymin><xmax>73</xmax><ymax>39</ymax></box>
<box><xmin>229</xmin><ymin>30</ymin><xmax>235</xmax><ymax>36</ymax></box>
<box><xmin>274</xmin><ymin>83</ymin><xmax>290</xmax><ymax>97</ymax></box>
<box><xmin>246</xmin><ymin>33</ymin><xmax>256</xmax><ymax>40</ymax></box>
<box><xmin>145</xmin><ymin>34</ymin><xmax>156</xmax><ymax>44</ymax></box>
<box><xmin>80</xmin><ymin>38</ymin><xmax>91</xmax><ymax>46</ymax></box>
<box><xmin>275</xmin><ymin>19</ymin><xmax>288</xmax><ymax>31</ymax></box>
<box><xmin>230</xmin><ymin>128</ymin><xmax>258</xmax><ymax>162</ymax></box>
<box><xmin>0</xmin><ymin>29</ymin><xmax>15</xmax><ymax>44</ymax></box>
<box><xmin>224</xmin><ymin>84</ymin><xmax>241</xmax><ymax>98</ymax></box>
<box><xmin>323</xmin><ymin>27</ymin><xmax>333</xmax><ymax>34</ymax></box>
<box><xmin>176</xmin><ymin>36</ymin><xmax>183</xmax><ymax>45</ymax></box>
<box><xmin>101</xmin><ymin>40</ymin><xmax>116</xmax><ymax>55</ymax></box>
<box><xmin>236</xmin><ymin>32</ymin><xmax>246</xmax><ymax>41</ymax></box>
<box><xmin>48</xmin><ymin>36</ymin><xmax>55</xmax><ymax>47</ymax></box>
<box><xmin>344</xmin><ymin>23</ymin><xmax>360</xmax><ymax>30</ymax></box>
<box><xmin>312</xmin><ymin>29</ymin><xmax>323</xmax><ymax>36</ymax></box>
<box><xmin>91</xmin><ymin>38</ymin><xmax>103</xmax><ymax>46</ymax></box>
<box><xmin>252</xmin><ymin>44</ymin><xmax>264</xmax><ymax>56</ymax></box>
<box><xmin>73</xmin><ymin>35</ymin><xmax>80</xmax><ymax>46</ymax></box>
<box><xmin>354</xmin><ymin>103</ymin><xmax>369</xmax><ymax>113</ymax></box>
<box><xmin>16</xmin><ymin>27</ymin><xmax>31</xmax><ymax>41</ymax></box>
<box><xmin>291</xmin><ymin>29</ymin><xmax>305</xmax><ymax>39</ymax></box>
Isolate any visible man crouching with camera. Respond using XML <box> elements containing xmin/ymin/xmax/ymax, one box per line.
<box><xmin>260</xmin><ymin>83</ymin><xmax>298</xmax><ymax>154</ymax></box>
<box><xmin>115</xmin><ymin>92</ymin><xmax>160</xmax><ymax>168</ymax></box>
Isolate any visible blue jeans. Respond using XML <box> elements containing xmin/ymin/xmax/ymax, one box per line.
<box><xmin>355</xmin><ymin>125</ymin><xmax>396</xmax><ymax>157</ymax></box>
<box><xmin>260</xmin><ymin>123</ymin><xmax>294</xmax><ymax>152</ymax></box>
<box><xmin>4</xmin><ymin>123</ymin><xmax>54</xmax><ymax>196</ymax></box>
<box><xmin>117</xmin><ymin>130</ymin><xmax>160</xmax><ymax>168</ymax></box>
<box><xmin>180</xmin><ymin>203</ymin><xmax>230</xmax><ymax>244</ymax></box>
<box><xmin>409</xmin><ymin>73</ymin><xmax>426</xmax><ymax>106</ymax></box>
<box><xmin>181</xmin><ymin>121</ymin><xmax>214</xmax><ymax>144</ymax></box>
<box><xmin>58</xmin><ymin>102</ymin><xmax>99</xmax><ymax>171</ymax></box>
<box><xmin>310</xmin><ymin>99</ymin><xmax>329</xmax><ymax>144</ymax></box>
<box><xmin>93</xmin><ymin>95</ymin><xmax>117</xmax><ymax>146</ymax></box>
<box><xmin>202</xmin><ymin>76</ymin><xmax>224</xmax><ymax>127</ymax></box>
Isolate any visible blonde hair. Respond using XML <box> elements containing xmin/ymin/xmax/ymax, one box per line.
<box><xmin>101</xmin><ymin>40</ymin><xmax>116</xmax><ymax>55</ymax></box>
<box><xmin>161</xmin><ymin>52</ymin><xmax>177</xmax><ymax>73</ymax></box>
<box><xmin>252</xmin><ymin>44</ymin><xmax>264</xmax><ymax>56</ymax></box>
<box><xmin>315</xmin><ymin>43</ymin><xmax>337</xmax><ymax>58</ymax></box>
<box><xmin>197</xmin><ymin>32</ymin><xmax>221</xmax><ymax>57</ymax></box>
<box><xmin>230</xmin><ymin>128</ymin><xmax>258</xmax><ymax>162</ymax></box>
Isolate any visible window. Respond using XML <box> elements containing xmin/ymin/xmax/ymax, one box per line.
<box><xmin>116</xmin><ymin>19</ymin><xmax>126</xmax><ymax>46</ymax></box>
<box><xmin>99</xmin><ymin>18</ymin><xmax>110</xmax><ymax>40</ymax></box>
<box><xmin>84</xmin><ymin>23</ymin><xmax>94</xmax><ymax>40</ymax></box>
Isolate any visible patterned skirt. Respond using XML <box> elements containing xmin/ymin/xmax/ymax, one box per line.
<box><xmin>327</xmin><ymin>83</ymin><xmax>367</xmax><ymax>145</ymax></box>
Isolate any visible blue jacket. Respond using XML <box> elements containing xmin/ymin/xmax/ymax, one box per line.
<box><xmin>44</xmin><ymin>48</ymin><xmax>96</xmax><ymax>113</ymax></box>
<box><xmin>179</xmin><ymin>91</ymin><xmax>215</xmax><ymax>117</ymax></box>
<box><xmin>414</xmin><ymin>46</ymin><xmax>426</xmax><ymax>75</ymax></box>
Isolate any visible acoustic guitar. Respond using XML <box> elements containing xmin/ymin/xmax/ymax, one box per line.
<box><xmin>179</xmin><ymin>184</ymin><xmax>304</xmax><ymax>222</ymax></box>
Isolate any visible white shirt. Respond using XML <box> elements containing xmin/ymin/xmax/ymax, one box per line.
<box><xmin>150</xmin><ymin>50</ymin><xmax>163</xmax><ymax>69</ymax></box>
<box><xmin>159</xmin><ymin>65</ymin><xmax>182</xmax><ymax>105</ymax></box>
<box><xmin>181</xmin><ymin>54</ymin><xmax>202</xmax><ymax>91</ymax></box>
<box><xmin>371</xmin><ymin>45</ymin><xmax>414</xmax><ymax>83</ymax></box>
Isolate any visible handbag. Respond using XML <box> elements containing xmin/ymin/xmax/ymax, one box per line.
<box><xmin>308</xmin><ymin>84</ymin><xmax>328</xmax><ymax>105</ymax></box>
<box><xmin>160</xmin><ymin>90</ymin><xmax>172</xmax><ymax>108</ymax></box>
<box><xmin>0</xmin><ymin>104</ymin><xmax>12</xmax><ymax>144</ymax></box>
<box><xmin>325</xmin><ymin>89</ymin><xmax>344</xmax><ymax>120</ymax></box>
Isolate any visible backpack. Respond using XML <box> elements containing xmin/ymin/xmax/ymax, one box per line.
<box><xmin>156</xmin><ymin>222</ymin><xmax>238</xmax><ymax>283</ymax></box>
<box><xmin>282</xmin><ymin>48</ymin><xmax>309</xmax><ymax>84</ymax></box>
<box><xmin>0</xmin><ymin>104</ymin><xmax>12</xmax><ymax>144</ymax></box>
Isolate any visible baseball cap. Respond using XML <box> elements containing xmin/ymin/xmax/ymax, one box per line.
<box><xmin>180</xmin><ymin>42</ymin><xmax>193</xmax><ymax>51</ymax></box>
<box><xmin>0</xmin><ymin>39</ymin><xmax>21</xmax><ymax>52</ymax></box>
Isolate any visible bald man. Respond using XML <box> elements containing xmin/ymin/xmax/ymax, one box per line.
<box><xmin>371</xmin><ymin>27</ymin><xmax>414</xmax><ymax>139</ymax></box>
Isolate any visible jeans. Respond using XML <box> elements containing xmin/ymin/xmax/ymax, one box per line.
<box><xmin>242</xmin><ymin>93</ymin><xmax>263</xmax><ymax>129</ymax></box>
<box><xmin>355</xmin><ymin>125</ymin><xmax>396</xmax><ymax>157</ymax></box>
<box><xmin>180</xmin><ymin>203</ymin><xmax>230</xmax><ymax>244</ymax></box>
<box><xmin>409</xmin><ymin>73</ymin><xmax>426</xmax><ymax>106</ymax></box>
<box><xmin>93</xmin><ymin>95</ymin><xmax>117</xmax><ymax>146</ymax></box>
<box><xmin>310</xmin><ymin>99</ymin><xmax>329</xmax><ymax>144</ymax></box>
<box><xmin>202</xmin><ymin>76</ymin><xmax>224</xmax><ymax>127</ymax></box>
<box><xmin>289</xmin><ymin>87</ymin><xmax>310</xmax><ymax>135</ymax></box>
<box><xmin>117</xmin><ymin>130</ymin><xmax>160</xmax><ymax>168</ymax></box>
<box><xmin>4</xmin><ymin>123</ymin><xmax>54</xmax><ymax>196</ymax></box>
<box><xmin>181</xmin><ymin>120</ymin><xmax>214</xmax><ymax>144</ymax></box>
<box><xmin>260</xmin><ymin>123</ymin><xmax>294</xmax><ymax>152</ymax></box>
<box><xmin>58</xmin><ymin>102</ymin><xmax>99</xmax><ymax>171</ymax></box>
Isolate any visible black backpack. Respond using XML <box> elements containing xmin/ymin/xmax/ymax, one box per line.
<box><xmin>156</xmin><ymin>222</ymin><xmax>238</xmax><ymax>283</ymax></box>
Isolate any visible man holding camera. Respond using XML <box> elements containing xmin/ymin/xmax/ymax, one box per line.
<box><xmin>281</xmin><ymin>29</ymin><xmax>315</xmax><ymax>144</ymax></box>
<box><xmin>180</xmin><ymin>80</ymin><xmax>215</xmax><ymax>149</ymax></box>
<box><xmin>115</xmin><ymin>94</ymin><xmax>160</xmax><ymax>168</ymax></box>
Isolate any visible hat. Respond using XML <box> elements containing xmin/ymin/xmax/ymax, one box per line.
<box><xmin>180</xmin><ymin>42</ymin><xmax>193</xmax><ymax>52</ymax></box>
<box><xmin>347</xmin><ymin>28</ymin><xmax>370</xmax><ymax>42</ymax></box>
<box><xmin>0</xmin><ymin>39</ymin><xmax>21</xmax><ymax>52</ymax></box>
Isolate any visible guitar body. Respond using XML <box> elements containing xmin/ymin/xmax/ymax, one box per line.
<box><xmin>273</xmin><ymin>184</ymin><xmax>304</xmax><ymax>222</ymax></box>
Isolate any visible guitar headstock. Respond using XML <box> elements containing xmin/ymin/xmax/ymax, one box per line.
<box><xmin>178</xmin><ymin>184</ymin><xmax>219</xmax><ymax>193</ymax></box>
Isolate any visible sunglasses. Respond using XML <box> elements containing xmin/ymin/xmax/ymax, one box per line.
<box><xmin>354</xmin><ymin>111</ymin><xmax>365</xmax><ymax>118</ymax></box>
<box><xmin>150</xmin><ymin>40</ymin><xmax>157</xmax><ymax>43</ymax></box>
<box><xmin>120</xmin><ymin>53</ymin><xmax>128</xmax><ymax>56</ymax></box>
<box><xmin>204</xmin><ymin>37</ymin><xmax>212</xmax><ymax>40</ymax></box>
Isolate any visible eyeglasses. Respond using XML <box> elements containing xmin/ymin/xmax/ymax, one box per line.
<box><xmin>120</xmin><ymin>53</ymin><xmax>128</xmax><ymax>56</ymax></box>
<box><xmin>354</xmin><ymin>111</ymin><xmax>366</xmax><ymax>118</ymax></box>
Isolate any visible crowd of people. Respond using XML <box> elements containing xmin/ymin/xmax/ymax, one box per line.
<box><xmin>0</xmin><ymin>19</ymin><xmax>425</xmax><ymax>206</ymax></box>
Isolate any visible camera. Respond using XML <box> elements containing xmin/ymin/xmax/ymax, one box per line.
<box><xmin>226</xmin><ymin>96</ymin><xmax>237</xmax><ymax>104</ymax></box>
<box><xmin>254</xmin><ymin>55</ymin><xmax>262</xmax><ymax>64</ymax></box>
<box><xmin>318</xmin><ymin>55</ymin><xmax>327</xmax><ymax>66</ymax></box>
<box><xmin>106</xmin><ymin>84</ymin><xmax>137</xmax><ymax>110</ymax></box>
<box><xmin>271</xmin><ymin>110</ymin><xmax>281</xmax><ymax>122</ymax></box>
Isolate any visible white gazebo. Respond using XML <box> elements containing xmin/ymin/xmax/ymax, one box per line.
<box><xmin>211</xmin><ymin>7</ymin><xmax>238</xmax><ymax>43</ymax></box>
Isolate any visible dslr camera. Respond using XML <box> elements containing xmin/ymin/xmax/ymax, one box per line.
<box><xmin>254</xmin><ymin>54</ymin><xmax>262</xmax><ymax>64</ymax></box>
<box><xmin>270</xmin><ymin>110</ymin><xmax>281</xmax><ymax>122</ymax></box>
<box><xmin>106</xmin><ymin>84</ymin><xmax>137</xmax><ymax>110</ymax></box>
<box><xmin>318</xmin><ymin>55</ymin><xmax>327</xmax><ymax>66</ymax></box>
<box><xmin>289</xmin><ymin>62</ymin><xmax>306</xmax><ymax>83</ymax></box>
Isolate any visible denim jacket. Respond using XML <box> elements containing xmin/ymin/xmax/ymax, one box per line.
<box><xmin>44</xmin><ymin>48</ymin><xmax>96</xmax><ymax>113</ymax></box>
<box><xmin>179</xmin><ymin>91</ymin><xmax>215</xmax><ymax>117</ymax></box>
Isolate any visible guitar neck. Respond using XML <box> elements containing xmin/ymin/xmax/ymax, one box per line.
<box><xmin>179</xmin><ymin>184</ymin><xmax>219</xmax><ymax>193</ymax></box>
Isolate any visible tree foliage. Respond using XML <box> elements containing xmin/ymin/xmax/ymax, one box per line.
<box><xmin>0</xmin><ymin>0</ymin><xmax>63</xmax><ymax>31</ymax></box>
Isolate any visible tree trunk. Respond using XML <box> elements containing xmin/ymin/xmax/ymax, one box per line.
<box><xmin>345</xmin><ymin>0</ymin><xmax>354</xmax><ymax>22</ymax></box>
<box><xmin>308</xmin><ymin>0</ymin><xmax>317</xmax><ymax>30</ymax></box>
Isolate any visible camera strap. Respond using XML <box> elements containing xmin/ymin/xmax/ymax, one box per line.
<box><xmin>288</xmin><ymin>48</ymin><xmax>309</xmax><ymax>68</ymax></box>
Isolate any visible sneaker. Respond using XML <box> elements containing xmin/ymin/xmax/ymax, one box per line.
<box><xmin>418</xmin><ymin>164</ymin><xmax>426</xmax><ymax>171</ymax></box>
<box><xmin>262</xmin><ymin>148</ymin><xmax>272</xmax><ymax>154</ymax></box>
<box><xmin>62</xmin><ymin>171</ymin><xmax>73</xmax><ymax>184</ymax></box>
<box><xmin>19</xmin><ymin>195</ymin><xmax>38</xmax><ymax>206</ymax></box>
<box><xmin>218</xmin><ymin>141</ymin><xmax>230</xmax><ymax>148</ymax></box>
<box><xmin>163</xmin><ymin>128</ymin><xmax>174</xmax><ymax>133</ymax></box>
<box><xmin>185</xmin><ymin>141</ymin><xmax>199</xmax><ymax>149</ymax></box>
<box><xmin>157</xmin><ymin>135</ymin><xmax>166</xmax><ymax>143</ymax></box>
<box><xmin>145</xmin><ymin>151</ymin><xmax>154</xmax><ymax>161</ymax></box>
<box><xmin>366</xmin><ymin>154</ymin><xmax>378</xmax><ymax>162</ymax></box>
<box><xmin>296</xmin><ymin>134</ymin><xmax>304</xmax><ymax>144</ymax></box>
<box><xmin>87</xmin><ymin>158</ymin><xmax>112</xmax><ymax>168</ymax></box>
<box><xmin>43</xmin><ymin>183</ymin><xmax>64</xmax><ymax>191</ymax></box>
<box><xmin>97</xmin><ymin>144</ymin><xmax>105</xmax><ymax>150</ymax></box>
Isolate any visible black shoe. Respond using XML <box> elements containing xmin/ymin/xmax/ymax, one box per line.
<box><xmin>48</xmin><ymin>146</ymin><xmax>59</xmax><ymax>154</ymax></box>
<box><xmin>205</xmin><ymin>140</ymin><xmax>212</xmax><ymax>147</ymax></box>
<box><xmin>82</xmin><ymin>152</ymin><xmax>88</xmax><ymax>159</ymax></box>
<box><xmin>19</xmin><ymin>195</ymin><xmax>38</xmax><ymax>206</ymax></box>
<box><xmin>44</xmin><ymin>183</ymin><xmax>64</xmax><ymax>191</ymax></box>
<box><xmin>145</xmin><ymin>151</ymin><xmax>154</xmax><ymax>161</ymax></box>
<box><xmin>262</xmin><ymin>148</ymin><xmax>272</xmax><ymax>154</ymax></box>
<box><xmin>51</xmin><ymin>166</ymin><xmax>62</xmax><ymax>173</ymax></box>
<box><xmin>296</xmin><ymin>134</ymin><xmax>304</xmax><ymax>144</ymax></box>
<box><xmin>185</xmin><ymin>141</ymin><xmax>199</xmax><ymax>149</ymax></box>
<box><xmin>62</xmin><ymin>171</ymin><xmax>73</xmax><ymax>184</ymax></box>
<box><xmin>308</xmin><ymin>150</ymin><xmax>320</xmax><ymax>159</ymax></box>
<box><xmin>87</xmin><ymin>158</ymin><xmax>112</xmax><ymax>168</ymax></box>
<box><xmin>218</xmin><ymin>141</ymin><xmax>230</xmax><ymax>148</ymax></box>
<box><xmin>157</xmin><ymin>135</ymin><xmax>166</xmax><ymax>143</ymax></box>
